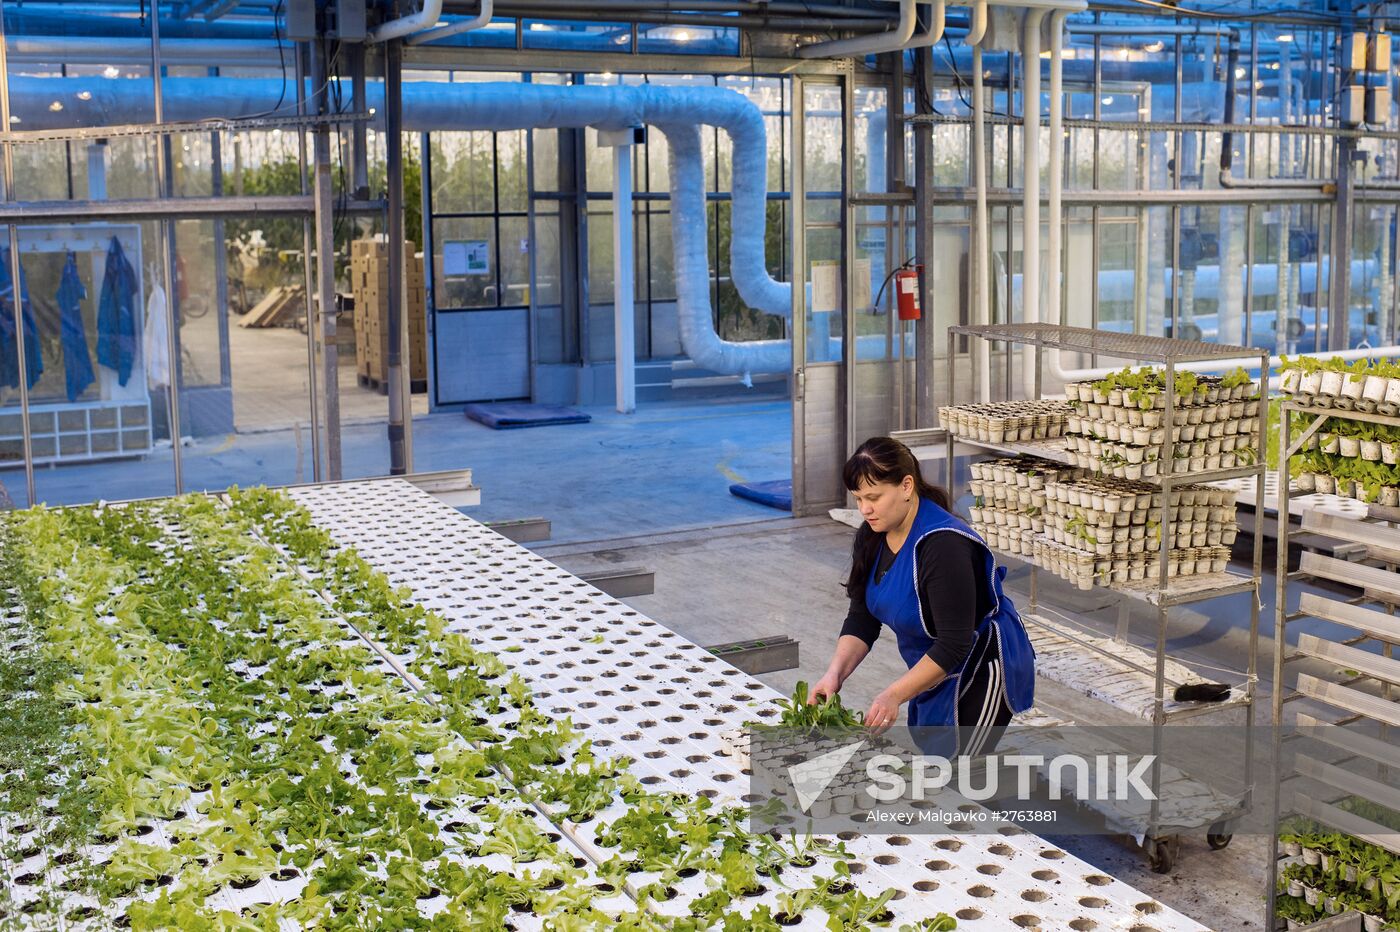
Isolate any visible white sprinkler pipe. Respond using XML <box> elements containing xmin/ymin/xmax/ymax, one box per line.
<box><xmin>1041</xmin><ymin>8</ymin><xmax>1068</xmax><ymax>399</ymax></box>
<box><xmin>909</xmin><ymin>1</ymin><xmax>947</xmax><ymax>48</ymax></box>
<box><xmin>966</xmin><ymin>0</ymin><xmax>989</xmax><ymax>45</ymax></box>
<box><xmin>1019</xmin><ymin>8</ymin><xmax>1047</xmax><ymax>400</ymax></box>
<box><xmin>404</xmin><ymin>0</ymin><xmax>493</xmax><ymax>46</ymax></box>
<box><xmin>972</xmin><ymin>42</ymin><xmax>991</xmax><ymax>402</ymax></box>
<box><xmin>369</xmin><ymin>0</ymin><xmax>444</xmax><ymax>43</ymax></box>
<box><xmin>797</xmin><ymin>0</ymin><xmax>917</xmax><ymax>58</ymax></box>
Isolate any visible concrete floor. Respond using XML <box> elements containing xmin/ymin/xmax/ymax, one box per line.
<box><xmin>3</xmin><ymin>395</ymin><xmax>794</xmax><ymax>545</ymax></box>
<box><xmin>539</xmin><ymin>517</ymin><xmax>1296</xmax><ymax>932</ymax></box>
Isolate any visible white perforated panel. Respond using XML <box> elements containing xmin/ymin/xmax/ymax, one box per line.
<box><xmin>289</xmin><ymin>479</ymin><xmax>1207</xmax><ymax>932</ymax></box>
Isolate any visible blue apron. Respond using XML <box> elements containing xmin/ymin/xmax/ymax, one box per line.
<box><xmin>864</xmin><ymin>497</ymin><xmax>1036</xmax><ymax>734</ymax></box>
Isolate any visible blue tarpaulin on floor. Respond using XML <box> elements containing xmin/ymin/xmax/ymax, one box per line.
<box><xmin>729</xmin><ymin>479</ymin><xmax>792</xmax><ymax>511</ymax></box>
<box><xmin>464</xmin><ymin>403</ymin><xmax>591</xmax><ymax>430</ymax></box>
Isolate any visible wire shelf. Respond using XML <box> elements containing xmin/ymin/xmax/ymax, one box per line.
<box><xmin>950</xmin><ymin>323</ymin><xmax>1269</xmax><ymax>365</ymax></box>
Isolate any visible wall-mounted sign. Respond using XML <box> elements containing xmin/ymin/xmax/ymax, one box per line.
<box><xmin>443</xmin><ymin>240</ymin><xmax>490</xmax><ymax>277</ymax></box>
<box><xmin>809</xmin><ymin>258</ymin><xmax>872</xmax><ymax>314</ymax></box>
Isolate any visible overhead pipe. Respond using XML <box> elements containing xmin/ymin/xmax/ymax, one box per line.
<box><xmin>1217</xmin><ymin>29</ymin><xmax>1328</xmax><ymax>190</ymax></box>
<box><xmin>6</xmin><ymin>75</ymin><xmax>793</xmax><ymax>377</ymax></box>
<box><xmin>1217</xmin><ymin>28</ymin><xmax>1246</xmax><ymax>345</ymax></box>
<box><xmin>405</xmin><ymin>0</ymin><xmax>493</xmax><ymax>45</ymax></box>
<box><xmin>797</xmin><ymin>0</ymin><xmax>916</xmax><ymax>59</ymax></box>
<box><xmin>965</xmin><ymin>0</ymin><xmax>988</xmax><ymax>45</ymax></box>
<box><xmin>1018</xmin><ymin>7</ymin><xmax>1047</xmax><ymax>399</ymax></box>
<box><xmin>369</xmin><ymin>0</ymin><xmax>444</xmax><ymax>43</ymax></box>
<box><xmin>1040</xmin><ymin>8</ymin><xmax>1068</xmax><ymax>396</ymax></box>
<box><xmin>908</xmin><ymin>1</ymin><xmax>947</xmax><ymax>49</ymax></box>
<box><xmin>972</xmin><ymin>40</ymin><xmax>991</xmax><ymax>401</ymax></box>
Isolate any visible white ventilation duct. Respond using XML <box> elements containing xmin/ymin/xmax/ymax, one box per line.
<box><xmin>662</xmin><ymin>123</ymin><xmax>791</xmax><ymax>377</ymax></box>
<box><xmin>10</xmin><ymin>77</ymin><xmax>793</xmax><ymax>377</ymax></box>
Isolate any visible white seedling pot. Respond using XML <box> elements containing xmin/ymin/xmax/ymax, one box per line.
<box><xmin>1339</xmin><ymin>374</ymin><xmax>1366</xmax><ymax>409</ymax></box>
<box><xmin>1318</xmin><ymin>369</ymin><xmax>1344</xmax><ymax>401</ymax></box>
<box><xmin>1360</xmin><ymin>374</ymin><xmax>1387</xmax><ymax>411</ymax></box>
<box><xmin>1298</xmin><ymin>370</ymin><xmax>1323</xmax><ymax>402</ymax></box>
<box><xmin>1382</xmin><ymin>377</ymin><xmax>1400</xmax><ymax>415</ymax></box>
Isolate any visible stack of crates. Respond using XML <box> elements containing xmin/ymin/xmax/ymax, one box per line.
<box><xmin>351</xmin><ymin>237</ymin><xmax>428</xmax><ymax>393</ymax></box>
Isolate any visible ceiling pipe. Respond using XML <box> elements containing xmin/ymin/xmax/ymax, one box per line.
<box><xmin>486</xmin><ymin>0</ymin><xmax>883</xmax><ymax>15</ymax></box>
<box><xmin>965</xmin><ymin>0</ymin><xmax>988</xmax><ymax>45</ymax></box>
<box><xmin>491</xmin><ymin>5</ymin><xmax>893</xmax><ymax>28</ymax></box>
<box><xmin>908</xmin><ymin>1</ymin><xmax>947</xmax><ymax>49</ymax></box>
<box><xmin>1068</xmin><ymin>23</ymin><xmax>1228</xmax><ymax>35</ymax></box>
<box><xmin>404</xmin><ymin>0</ymin><xmax>493</xmax><ymax>45</ymax></box>
<box><xmin>796</xmin><ymin>0</ymin><xmax>916</xmax><ymax>59</ymax></box>
<box><xmin>370</xmin><ymin>0</ymin><xmax>444</xmax><ymax>43</ymax></box>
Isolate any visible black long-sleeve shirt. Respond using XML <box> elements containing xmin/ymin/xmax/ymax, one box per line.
<box><xmin>840</xmin><ymin>532</ymin><xmax>990</xmax><ymax>674</ymax></box>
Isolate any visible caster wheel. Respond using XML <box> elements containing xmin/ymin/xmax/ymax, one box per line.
<box><xmin>1207</xmin><ymin>829</ymin><xmax>1233</xmax><ymax>851</ymax></box>
<box><xmin>1148</xmin><ymin>835</ymin><xmax>1179</xmax><ymax>874</ymax></box>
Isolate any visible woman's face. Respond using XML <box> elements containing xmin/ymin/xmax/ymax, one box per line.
<box><xmin>852</xmin><ymin>477</ymin><xmax>913</xmax><ymax>532</ymax></box>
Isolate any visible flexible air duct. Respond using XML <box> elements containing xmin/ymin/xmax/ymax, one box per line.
<box><xmin>662</xmin><ymin>123</ymin><xmax>791</xmax><ymax>378</ymax></box>
<box><xmin>9</xmin><ymin>77</ymin><xmax>793</xmax><ymax>376</ymax></box>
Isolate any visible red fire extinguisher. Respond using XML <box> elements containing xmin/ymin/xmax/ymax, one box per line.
<box><xmin>894</xmin><ymin>265</ymin><xmax>922</xmax><ymax>321</ymax></box>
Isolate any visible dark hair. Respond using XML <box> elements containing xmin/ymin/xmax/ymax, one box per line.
<box><xmin>841</xmin><ymin>436</ymin><xmax>953</xmax><ymax>599</ymax></box>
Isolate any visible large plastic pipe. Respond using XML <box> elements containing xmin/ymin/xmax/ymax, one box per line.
<box><xmin>7</xmin><ymin>75</ymin><xmax>793</xmax><ymax>376</ymax></box>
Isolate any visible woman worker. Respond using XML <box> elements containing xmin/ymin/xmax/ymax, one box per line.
<box><xmin>810</xmin><ymin>436</ymin><xmax>1036</xmax><ymax>757</ymax></box>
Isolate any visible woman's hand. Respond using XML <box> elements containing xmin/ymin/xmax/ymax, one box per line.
<box><xmin>865</xmin><ymin>688</ymin><xmax>903</xmax><ymax>736</ymax></box>
<box><xmin>809</xmin><ymin>673</ymin><xmax>843</xmax><ymax>705</ymax></box>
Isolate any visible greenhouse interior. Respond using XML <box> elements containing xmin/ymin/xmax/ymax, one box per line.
<box><xmin>3</xmin><ymin>0</ymin><xmax>1400</xmax><ymax>930</ymax></box>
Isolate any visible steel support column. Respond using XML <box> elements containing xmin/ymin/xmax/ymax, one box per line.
<box><xmin>1330</xmin><ymin>138</ymin><xmax>1359</xmax><ymax>352</ymax></box>
<box><xmin>598</xmin><ymin>128</ymin><xmax>638</xmax><ymax>415</ymax></box>
<box><xmin>152</xmin><ymin>2</ymin><xmax>185</xmax><ymax>493</ymax></box>
<box><xmin>0</xmin><ymin>5</ymin><xmax>33</xmax><ymax>505</ymax></box>
<box><xmin>312</xmin><ymin>37</ymin><xmax>343</xmax><ymax>478</ymax></box>
<box><xmin>384</xmin><ymin>39</ymin><xmax>409</xmax><ymax>475</ymax></box>
<box><xmin>913</xmin><ymin>46</ymin><xmax>934</xmax><ymax>428</ymax></box>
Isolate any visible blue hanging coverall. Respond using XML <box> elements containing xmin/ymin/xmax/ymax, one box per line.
<box><xmin>863</xmin><ymin>497</ymin><xmax>1036</xmax><ymax>755</ymax></box>
<box><xmin>96</xmin><ymin>236</ymin><xmax>139</xmax><ymax>387</ymax></box>
<box><xmin>57</xmin><ymin>251</ymin><xmax>96</xmax><ymax>403</ymax></box>
<box><xmin>0</xmin><ymin>246</ymin><xmax>42</xmax><ymax>391</ymax></box>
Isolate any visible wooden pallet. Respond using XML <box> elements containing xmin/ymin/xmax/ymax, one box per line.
<box><xmin>239</xmin><ymin>285</ymin><xmax>305</xmax><ymax>328</ymax></box>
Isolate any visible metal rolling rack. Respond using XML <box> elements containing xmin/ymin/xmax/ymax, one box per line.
<box><xmin>1266</xmin><ymin>401</ymin><xmax>1400</xmax><ymax>930</ymax></box>
<box><xmin>943</xmin><ymin>323</ymin><xmax>1269</xmax><ymax>873</ymax></box>
<box><xmin>289</xmin><ymin>478</ymin><xmax>1208</xmax><ymax>931</ymax></box>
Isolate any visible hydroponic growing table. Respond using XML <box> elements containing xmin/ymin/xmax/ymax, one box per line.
<box><xmin>287</xmin><ymin>478</ymin><xmax>1205</xmax><ymax>930</ymax></box>
<box><xmin>0</xmin><ymin>479</ymin><xmax>1205</xmax><ymax>930</ymax></box>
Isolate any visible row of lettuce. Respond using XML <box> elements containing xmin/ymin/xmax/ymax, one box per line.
<box><xmin>1276</xmin><ymin>800</ymin><xmax>1400</xmax><ymax>930</ymax></box>
<box><xmin>0</xmin><ymin>490</ymin><xmax>955</xmax><ymax>930</ymax></box>
<box><xmin>1279</xmin><ymin>356</ymin><xmax>1400</xmax><ymax>504</ymax></box>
